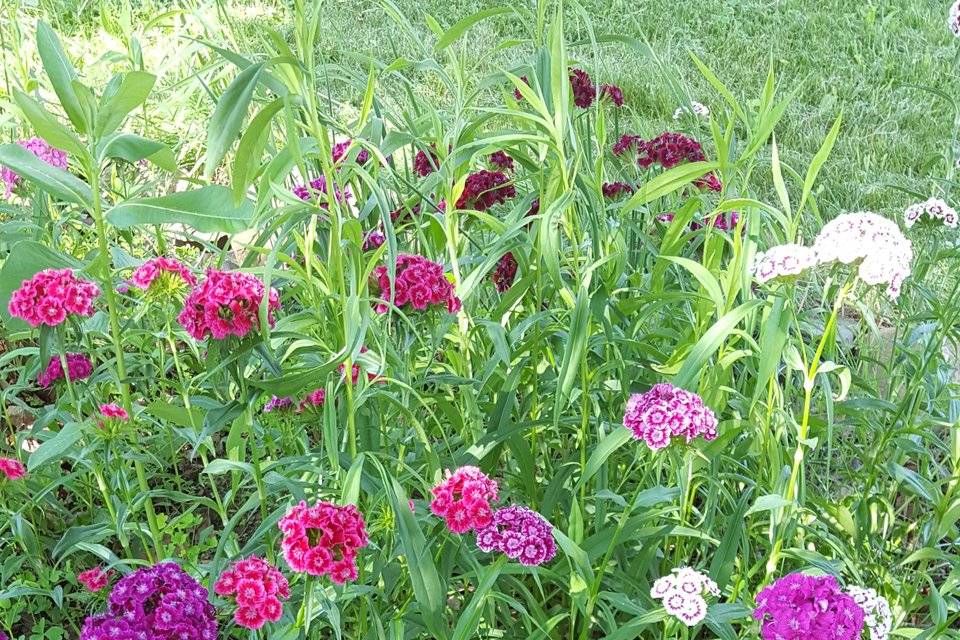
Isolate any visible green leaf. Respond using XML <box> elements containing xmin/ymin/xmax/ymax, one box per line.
<box><xmin>553</xmin><ymin>285</ymin><xmax>591</xmax><ymax>421</ymax></box>
<box><xmin>0</xmin><ymin>143</ymin><xmax>91</xmax><ymax>205</ymax></box>
<box><xmin>96</xmin><ymin>71</ymin><xmax>156</xmax><ymax>136</ymax></box>
<box><xmin>622</xmin><ymin>161</ymin><xmax>720</xmax><ymax>212</ymax></box>
<box><xmin>745</xmin><ymin>494</ymin><xmax>793</xmax><ymax>516</ymax></box>
<box><xmin>28</xmin><ymin>422</ymin><xmax>82</xmax><ymax>471</ymax></box>
<box><xmin>796</xmin><ymin>113</ymin><xmax>842</xmax><ymax>216</ymax></box>
<box><xmin>36</xmin><ymin>21</ymin><xmax>87</xmax><ymax>133</ymax></box>
<box><xmin>661</xmin><ymin>255</ymin><xmax>725</xmax><ymax>313</ymax></box>
<box><xmin>232</xmin><ymin>97</ymin><xmax>284</xmax><ymax>203</ymax></box>
<box><xmin>11</xmin><ymin>89</ymin><xmax>84</xmax><ymax>156</ymax></box>
<box><xmin>750</xmin><ymin>296</ymin><xmax>789</xmax><ymax>407</ymax></box>
<box><xmin>106</xmin><ymin>185</ymin><xmax>254</xmax><ymax>233</ymax></box>
<box><xmin>578</xmin><ymin>429</ymin><xmax>632</xmax><ymax>489</ymax></box>
<box><xmin>100</xmin><ymin>133</ymin><xmax>176</xmax><ymax>172</ymax></box>
<box><xmin>672</xmin><ymin>300</ymin><xmax>762</xmax><ymax>389</ymax></box>
<box><xmin>205</xmin><ymin>62</ymin><xmax>265</xmax><ymax>179</ymax></box>
<box><xmin>435</xmin><ymin>7</ymin><xmax>513</xmax><ymax>51</ymax></box>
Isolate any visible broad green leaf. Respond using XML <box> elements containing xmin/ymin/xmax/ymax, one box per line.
<box><xmin>796</xmin><ymin>113</ymin><xmax>842</xmax><ymax>216</ymax></box>
<box><xmin>745</xmin><ymin>493</ymin><xmax>793</xmax><ymax>516</ymax></box>
<box><xmin>28</xmin><ymin>422</ymin><xmax>82</xmax><ymax>471</ymax></box>
<box><xmin>662</xmin><ymin>255</ymin><xmax>725</xmax><ymax>313</ymax></box>
<box><xmin>578</xmin><ymin>429</ymin><xmax>632</xmax><ymax>489</ymax></box>
<box><xmin>36</xmin><ymin>21</ymin><xmax>86</xmax><ymax>132</ymax></box>
<box><xmin>0</xmin><ymin>143</ymin><xmax>91</xmax><ymax>205</ymax></box>
<box><xmin>553</xmin><ymin>285</ymin><xmax>591</xmax><ymax>421</ymax></box>
<box><xmin>205</xmin><ymin>61</ymin><xmax>265</xmax><ymax>178</ymax></box>
<box><xmin>96</xmin><ymin>71</ymin><xmax>156</xmax><ymax>136</ymax></box>
<box><xmin>106</xmin><ymin>185</ymin><xmax>254</xmax><ymax>233</ymax></box>
<box><xmin>673</xmin><ymin>300</ymin><xmax>762</xmax><ymax>389</ymax></box>
<box><xmin>622</xmin><ymin>161</ymin><xmax>720</xmax><ymax>212</ymax></box>
<box><xmin>232</xmin><ymin>97</ymin><xmax>284</xmax><ymax>203</ymax></box>
<box><xmin>11</xmin><ymin>90</ymin><xmax>84</xmax><ymax>156</ymax></box>
<box><xmin>100</xmin><ymin>133</ymin><xmax>176</xmax><ymax>172</ymax></box>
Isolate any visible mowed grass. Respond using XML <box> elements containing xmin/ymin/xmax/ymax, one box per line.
<box><xmin>22</xmin><ymin>0</ymin><xmax>960</xmax><ymax>216</ymax></box>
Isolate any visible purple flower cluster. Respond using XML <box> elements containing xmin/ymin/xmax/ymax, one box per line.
<box><xmin>623</xmin><ymin>383</ymin><xmax>718</xmax><ymax>451</ymax></box>
<box><xmin>80</xmin><ymin>562</ymin><xmax>217</xmax><ymax>640</ymax></box>
<box><xmin>754</xmin><ymin>573</ymin><xmax>865</xmax><ymax>640</ymax></box>
<box><xmin>475</xmin><ymin>505</ymin><xmax>556</xmax><ymax>566</ymax></box>
<box><xmin>455</xmin><ymin>170</ymin><xmax>515</xmax><ymax>211</ymax></box>
<box><xmin>293</xmin><ymin>176</ymin><xmax>351</xmax><ymax>207</ymax></box>
<box><xmin>37</xmin><ymin>353</ymin><xmax>93</xmax><ymax>387</ymax></box>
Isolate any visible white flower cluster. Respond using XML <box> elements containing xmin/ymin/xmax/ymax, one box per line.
<box><xmin>752</xmin><ymin>243</ymin><xmax>817</xmax><ymax>284</ymax></box>
<box><xmin>950</xmin><ymin>1</ymin><xmax>960</xmax><ymax>37</ymax></box>
<box><xmin>673</xmin><ymin>101</ymin><xmax>710</xmax><ymax>120</ymax></box>
<box><xmin>650</xmin><ymin>566</ymin><xmax>720</xmax><ymax>626</ymax></box>
<box><xmin>846</xmin><ymin>585</ymin><xmax>893</xmax><ymax>640</ymax></box>
<box><xmin>904</xmin><ymin>197</ymin><xmax>958</xmax><ymax>229</ymax></box>
<box><xmin>812</xmin><ymin>212</ymin><xmax>913</xmax><ymax>299</ymax></box>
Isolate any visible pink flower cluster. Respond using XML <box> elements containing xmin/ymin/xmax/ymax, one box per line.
<box><xmin>78</xmin><ymin>566</ymin><xmax>113</xmax><ymax>592</ymax></box>
<box><xmin>569</xmin><ymin>68</ymin><xmax>596</xmax><ymax>108</ymax></box>
<box><xmin>0</xmin><ymin>457</ymin><xmax>26</xmax><ymax>480</ymax></box>
<box><xmin>754</xmin><ymin>573</ymin><xmax>865</xmax><ymax>640</ymax></box>
<box><xmin>332</xmin><ymin>140</ymin><xmax>370</xmax><ymax>165</ymax></box>
<box><xmin>492</xmin><ymin>252</ymin><xmax>518</xmax><ymax>292</ymax></box>
<box><xmin>475</xmin><ymin>504</ymin><xmax>556</xmax><ymax>566</ymax></box>
<box><xmin>293</xmin><ymin>176</ymin><xmax>351</xmax><ymax>207</ymax></box>
<box><xmin>414</xmin><ymin>145</ymin><xmax>440</xmax><ymax>176</ymax></box>
<box><xmin>904</xmin><ymin>197</ymin><xmax>958</xmax><ymax>229</ymax></box>
<box><xmin>97</xmin><ymin>403</ymin><xmax>129</xmax><ymax>430</ymax></box>
<box><xmin>214</xmin><ymin>556</ymin><xmax>290</xmax><ymax>630</ymax></box>
<box><xmin>650</xmin><ymin>566</ymin><xmax>720</xmax><ymax>626</ymax></box>
<box><xmin>2</xmin><ymin>137</ymin><xmax>68</xmax><ymax>197</ymax></box>
<box><xmin>278</xmin><ymin>500</ymin><xmax>369</xmax><ymax>584</ymax></box>
<box><xmin>752</xmin><ymin>244</ymin><xmax>817</xmax><ymax>284</ymax></box>
<box><xmin>362</xmin><ymin>229</ymin><xmax>385</xmax><ymax>251</ymax></box>
<box><xmin>372</xmin><ymin>254</ymin><xmax>461</xmax><ymax>314</ymax></box>
<box><xmin>602</xmin><ymin>182</ymin><xmax>634</xmax><ymax>199</ymax></box>
<box><xmin>489</xmin><ymin>151</ymin><xmax>514</xmax><ymax>172</ymax></box>
<box><xmin>9</xmin><ymin>268</ymin><xmax>100</xmax><ymax>327</ymax></box>
<box><xmin>623</xmin><ymin>383</ymin><xmax>718</xmax><ymax>451</ymax></box>
<box><xmin>129</xmin><ymin>257</ymin><xmax>196</xmax><ymax>291</ymax></box>
<box><xmin>429</xmin><ymin>466</ymin><xmax>499</xmax><ymax>533</ymax></box>
<box><xmin>37</xmin><ymin>353</ymin><xmax>93</xmax><ymax>387</ymax></box>
<box><xmin>177</xmin><ymin>269</ymin><xmax>280</xmax><ymax>340</ymax></box>
<box><xmin>455</xmin><ymin>170</ymin><xmax>516</xmax><ymax>211</ymax></box>
<box><xmin>299</xmin><ymin>388</ymin><xmax>326</xmax><ymax>411</ymax></box>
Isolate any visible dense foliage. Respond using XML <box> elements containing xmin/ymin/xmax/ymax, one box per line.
<box><xmin>1</xmin><ymin>2</ymin><xmax>959</xmax><ymax>639</ymax></box>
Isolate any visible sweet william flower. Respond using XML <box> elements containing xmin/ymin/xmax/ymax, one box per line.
<box><xmin>455</xmin><ymin>170</ymin><xmax>515</xmax><ymax>211</ymax></box>
<box><xmin>475</xmin><ymin>504</ymin><xmax>556</xmax><ymax>566</ymax></box>
<box><xmin>489</xmin><ymin>151</ymin><xmax>514</xmax><ymax>172</ymax></box>
<box><xmin>846</xmin><ymin>585</ymin><xmax>892</xmax><ymax>640</ymax></box>
<box><xmin>278</xmin><ymin>500</ymin><xmax>368</xmax><ymax>584</ymax></box>
<box><xmin>600</xmin><ymin>83</ymin><xmax>624</xmax><ymax>107</ymax></box>
<box><xmin>177</xmin><ymin>269</ymin><xmax>281</xmax><ymax>340</ymax></box>
<box><xmin>492</xmin><ymin>252</ymin><xmax>518</xmax><ymax>292</ymax></box>
<box><xmin>37</xmin><ymin>353</ymin><xmax>93</xmax><ymax>388</ymax></box>
<box><xmin>8</xmin><ymin>268</ymin><xmax>100</xmax><ymax>328</ymax></box>
<box><xmin>623</xmin><ymin>383</ymin><xmax>718</xmax><ymax>451</ymax></box>
<box><xmin>904</xmin><ymin>197</ymin><xmax>957</xmax><ymax>229</ymax></box>
<box><xmin>752</xmin><ymin>243</ymin><xmax>817</xmax><ymax>284</ymax></box>
<box><xmin>602</xmin><ymin>182</ymin><xmax>634</xmax><ymax>199</ymax></box>
<box><xmin>77</xmin><ymin>566</ymin><xmax>113</xmax><ymax>592</ymax></box>
<box><xmin>414</xmin><ymin>145</ymin><xmax>440</xmax><ymax>177</ymax></box>
<box><xmin>129</xmin><ymin>257</ymin><xmax>196</xmax><ymax>291</ymax></box>
<box><xmin>0</xmin><ymin>457</ymin><xmax>26</xmax><ymax>480</ymax></box>
<box><xmin>754</xmin><ymin>573</ymin><xmax>865</xmax><ymax>640</ymax></box>
<box><xmin>950</xmin><ymin>1</ymin><xmax>960</xmax><ymax>37</ymax></box>
<box><xmin>215</xmin><ymin>556</ymin><xmax>289</xmax><ymax>630</ymax></box>
<box><xmin>430</xmin><ymin>466</ymin><xmax>499</xmax><ymax>533</ymax></box>
<box><xmin>650</xmin><ymin>567</ymin><xmax>720</xmax><ymax>626</ymax></box>
<box><xmin>372</xmin><ymin>254</ymin><xmax>461</xmax><ymax>314</ymax></box>
<box><xmin>569</xmin><ymin>68</ymin><xmax>596</xmax><ymax>108</ymax></box>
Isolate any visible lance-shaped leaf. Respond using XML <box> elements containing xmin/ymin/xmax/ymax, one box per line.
<box><xmin>106</xmin><ymin>185</ymin><xmax>253</xmax><ymax>233</ymax></box>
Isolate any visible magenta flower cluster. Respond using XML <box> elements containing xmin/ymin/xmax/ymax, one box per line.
<box><xmin>8</xmin><ymin>268</ymin><xmax>100</xmax><ymax>327</ymax></box>
<box><xmin>129</xmin><ymin>257</ymin><xmax>196</xmax><ymax>290</ymax></box>
<box><xmin>754</xmin><ymin>573</ymin><xmax>865</xmax><ymax>640</ymax></box>
<box><xmin>293</xmin><ymin>175</ymin><xmax>351</xmax><ymax>206</ymax></box>
<box><xmin>2</xmin><ymin>137</ymin><xmax>67</xmax><ymax>197</ymax></box>
<box><xmin>372</xmin><ymin>254</ymin><xmax>462</xmax><ymax>314</ymax></box>
<box><xmin>278</xmin><ymin>500</ymin><xmax>369</xmax><ymax>584</ymax></box>
<box><xmin>623</xmin><ymin>382</ymin><xmax>718</xmax><ymax>451</ymax></box>
<box><xmin>177</xmin><ymin>269</ymin><xmax>281</xmax><ymax>340</ymax></box>
<box><xmin>455</xmin><ymin>169</ymin><xmax>516</xmax><ymax>211</ymax></box>
<box><xmin>475</xmin><ymin>505</ymin><xmax>557</xmax><ymax>566</ymax></box>
<box><xmin>430</xmin><ymin>466</ymin><xmax>499</xmax><ymax>533</ymax></box>
<box><xmin>214</xmin><ymin>556</ymin><xmax>290</xmax><ymax>630</ymax></box>
<box><xmin>37</xmin><ymin>352</ymin><xmax>93</xmax><ymax>387</ymax></box>
<box><xmin>79</xmin><ymin>562</ymin><xmax>217</xmax><ymax>640</ymax></box>
<box><xmin>0</xmin><ymin>457</ymin><xmax>26</xmax><ymax>480</ymax></box>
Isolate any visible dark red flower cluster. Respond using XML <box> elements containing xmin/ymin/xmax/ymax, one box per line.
<box><xmin>600</xmin><ymin>83</ymin><xmax>624</xmax><ymax>107</ymax></box>
<box><xmin>391</xmin><ymin>203</ymin><xmax>421</xmax><ymax>224</ymax></box>
<box><xmin>612</xmin><ymin>134</ymin><xmax>642</xmax><ymax>156</ymax></box>
<box><xmin>623</xmin><ymin>132</ymin><xmax>723</xmax><ymax>192</ymax></box>
<box><xmin>569</xmin><ymin>68</ymin><xmax>596</xmax><ymax>108</ymax></box>
<box><xmin>278</xmin><ymin>500</ymin><xmax>369</xmax><ymax>584</ymax></box>
<box><xmin>492</xmin><ymin>252</ymin><xmax>518</xmax><ymax>292</ymax></box>
<box><xmin>455</xmin><ymin>170</ymin><xmax>515</xmax><ymax>211</ymax></box>
<box><xmin>489</xmin><ymin>151</ymin><xmax>514</xmax><ymax>172</ymax></box>
<box><xmin>414</xmin><ymin>145</ymin><xmax>439</xmax><ymax>177</ymax></box>
<box><xmin>214</xmin><ymin>556</ymin><xmax>290</xmax><ymax>630</ymax></box>
<box><xmin>373</xmin><ymin>254</ymin><xmax>461</xmax><ymax>314</ymax></box>
<box><xmin>602</xmin><ymin>182</ymin><xmax>634</xmax><ymax>199</ymax></box>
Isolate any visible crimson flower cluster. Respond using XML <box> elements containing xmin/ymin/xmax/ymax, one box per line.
<box><xmin>37</xmin><ymin>353</ymin><xmax>93</xmax><ymax>387</ymax></box>
<box><xmin>278</xmin><ymin>500</ymin><xmax>369</xmax><ymax>584</ymax></box>
<box><xmin>2</xmin><ymin>137</ymin><xmax>67</xmax><ymax>197</ymax></box>
<box><xmin>372</xmin><ymin>254</ymin><xmax>461</xmax><ymax>314</ymax></box>
<box><xmin>332</xmin><ymin>140</ymin><xmax>370</xmax><ymax>165</ymax></box>
<box><xmin>177</xmin><ymin>269</ymin><xmax>280</xmax><ymax>341</ymax></box>
<box><xmin>754</xmin><ymin>573</ymin><xmax>865</xmax><ymax>640</ymax></box>
<box><xmin>602</xmin><ymin>182</ymin><xmax>634</xmax><ymax>199</ymax></box>
<box><xmin>489</xmin><ymin>151</ymin><xmax>514</xmax><ymax>172</ymax></box>
<box><xmin>600</xmin><ymin>83</ymin><xmax>624</xmax><ymax>106</ymax></box>
<box><xmin>129</xmin><ymin>257</ymin><xmax>196</xmax><ymax>291</ymax></box>
<box><xmin>80</xmin><ymin>562</ymin><xmax>217</xmax><ymax>640</ymax></box>
<box><xmin>569</xmin><ymin>68</ymin><xmax>596</xmax><ymax>108</ymax></box>
<box><xmin>414</xmin><ymin>145</ymin><xmax>440</xmax><ymax>176</ymax></box>
<box><xmin>214</xmin><ymin>556</ymin><xmax>290</xmax><ymax>630</ymax></box>
<box><xmin>455</xmin><ymin>169</ymin><xmax>515</xmax><ymax>211</ymax></box>
<box><xmin>492</xmin><ymin>252</ymin><xmax>518</xmax><ymax>292</ymax></box>
<box><xmin>623</xmin><ymin>382</ymin><xmax>718</xmax><ymax>451</ymax></box>
<box><xmin>475</xmin><ymin>505</ymin><xmax>557</xmax><ymax>566</ymax></box>
<box><xmin>0</xmin><ymin>457</ymin><xmax>26</xmax><ymax>480</ymax></box>
<box><xmin>618</xmin><ymin>132</ymin><xmax>722</xmax><ymax>192</ymax></box>
<box><xmin>77</xmin><ymin>566</ymin><xmax>113</xmax><ymax>592</ymax></box>
<box><xmin>430</xmin><ymin>466</ymin><xmax>499</xmax><ymax>533</ymax></box>
<box><xmin>8</xmin><ymin>268</ymin><xmax>100</xmax><ymax>327</ymax></box>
